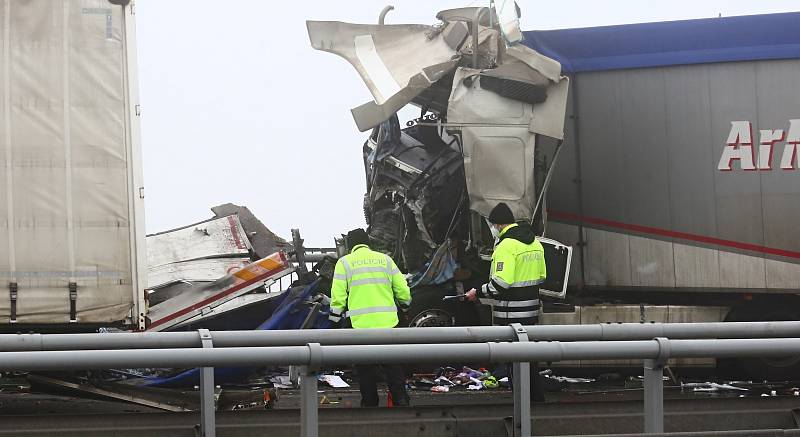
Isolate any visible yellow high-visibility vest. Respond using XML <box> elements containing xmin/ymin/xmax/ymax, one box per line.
<box><xmin>329</xmin><ymin>244</ymin><xmax>411</xmax><ymax>329</ymax></box>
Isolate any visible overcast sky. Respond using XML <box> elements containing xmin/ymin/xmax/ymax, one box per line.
<box><xmin>135</xmin><ymin>0</ymin><xmax>798</xmax><ymax>246</ymax></box>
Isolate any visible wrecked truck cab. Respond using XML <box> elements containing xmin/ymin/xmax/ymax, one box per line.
<box><xmin>309</xmin><ymin>3</ymin><xmax>573</xmax><ymax>327</ymax></box>
<box><xmin>363</xmin><ymin>115</ymin><xmax>468</xmax><ymax>273</ymax></box>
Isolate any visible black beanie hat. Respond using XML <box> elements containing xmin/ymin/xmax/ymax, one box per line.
<box><xmin>488</xmin><ymin>202</ymin><xmax>515</xmax><ymax>224</ymax></box>
<box><xmin>346</xmin><ymin>228</ymin><xmax>370</xmax><ymax>249</ymax></box>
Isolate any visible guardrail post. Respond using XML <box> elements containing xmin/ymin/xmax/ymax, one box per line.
<box><xmin>510</xmin><ymin>323</ymin><xmax>531</xmax><ymax>437</ymax></box>
<box><xmin>198</xmin><ymin>329</ymin><xmax>215</xmax><ymax>437</ymax></box>
<box><xmin>644</xmin><ymin>337</ymin><xmax>670</xmax><ymax>434</ymax></box>
<box><xmin>301</xmin><ymin>343</ymin><xmax>322</xmax><ymax>437</ymax></box>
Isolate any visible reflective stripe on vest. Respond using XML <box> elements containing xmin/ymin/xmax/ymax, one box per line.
<box><xmin>493</xmin><ymin>309</ymin><xmax>540</xmax><ymax>319</ymax></box>
<box><xmin>509</xmin><ymin>279</ymin><xmax>543</xmax><ymax>288</ymax></box>
<box><xmin>350</xmin><ymin>277</ymin><xmax>391</xmax><ymax>287</ymax></box>
<box><xmin>495</xmin><ymin>299</ymin><xmax>540</xmax><ymax>308</ymax></box>
<box><xmin>347</xmin><ymin>305</ymin><xmax>398</xmax><ymax>317</ymax></box>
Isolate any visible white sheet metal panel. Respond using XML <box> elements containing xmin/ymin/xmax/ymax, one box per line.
<box><xmin>146</xmin><ymin>215</ymin><xmax>251</xmax><ymax>269</ymax></box>
<box><xmin>0</xmin><ymin>1</ymin><xmax>144</xmax><ymax>324</ymax></box>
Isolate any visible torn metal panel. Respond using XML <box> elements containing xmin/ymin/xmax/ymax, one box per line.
<box><xmin>210</xmin><ymin>203</ymin><xmax>290</xmax><ymax>259</ymax></box>
<box><xmin>530</xmin><ymin>76</ymin><xmax>569</xmax><ymax>140</ymax></box>
<box><xmin>307</xmin><ymin>21</ymin><xmax>460</xmax><ymax>131</ymax></box>
<box><xmin>146</xmin><ymin>215</ymin><xmax>251</xmax><ymax>269</ymax></box>
<box><xmin>458</xmin><ymin>25</ymin><xmax>504</xmax><ymax>68</ymax></box>
<box><xmin>495</xmin><ymin>0</ymin><xmax>524</xmax><ymax>44</ymax></box>
<box><xmin>146</xmin><ymin>252</ymin><xmax>293</xmax><ymax>332</ymax></box>
<box><xmin>435</xmin><ymin>7</ymin><xmax>497</xmax><ymax>26</ymax></box>
<box><xmin>505</xmin><ymin>44</ymin><xmax>562</xmax><ymax>82</ymax></box>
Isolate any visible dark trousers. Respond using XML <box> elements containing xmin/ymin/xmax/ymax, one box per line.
<box><xmin>355</xmin><ymin>364</ymin><xmax>409</xmax><ymax>407</ymax></box>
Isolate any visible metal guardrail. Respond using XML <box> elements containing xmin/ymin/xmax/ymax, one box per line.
<box><xmin>3</xmin><ymin>321</ymin><xmax>800</xmax><ymax>351</ymax></box>
<box><xmin>3</xmin><ymin>322</ymin><xmax>800</xmax><ymax>437</ymax></box>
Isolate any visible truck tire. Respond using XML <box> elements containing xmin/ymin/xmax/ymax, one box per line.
<box><xmin>724</xmin><ymin>303</ymin><xmax>800</xmax><ymax>381</ymax></box>
<box><xmin>403</xmin><ymin>286</ymin><xmax>457</xmax><ymax>328</ymax></box>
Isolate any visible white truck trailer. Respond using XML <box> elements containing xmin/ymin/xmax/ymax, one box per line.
<box><xmin>0</xmin><ymin>0</ymin><xmax>147</xmax><ymax>330</ymax></box>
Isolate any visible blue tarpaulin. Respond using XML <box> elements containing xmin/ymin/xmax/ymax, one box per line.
<box><xmin>523</xmin><ymin>12</ymin><xmax>800</xmax><ymax>73</ymax></box>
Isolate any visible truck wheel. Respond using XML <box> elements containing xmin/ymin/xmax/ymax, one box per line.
<box><xmin>724</xmin><ymin>303</ymin><xmax>800</xmax><ymax>381</ymax></box>
<box><xmin>405</xmin><ymin>287</ymin><xmax>456</xmax><ymax>328</ymax></box>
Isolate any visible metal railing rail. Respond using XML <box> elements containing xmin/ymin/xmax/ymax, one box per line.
<box><xmin>3</xmin><ymin>325</ymin><xmax>800</xmax><ymax>437</ymax></box>
<box><xmin>2</xmin><ymin>321</ymin><xmax>800</xmax><ymax>351</ymax></box>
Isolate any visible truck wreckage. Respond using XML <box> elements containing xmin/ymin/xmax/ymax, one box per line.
<box><xmin>3</xmin><ymin>1</ymin><xmax>800</xmax><ymax>419</ymax></box>
<box><xmin>308</xmin><ymin>2</ymin><xmax>573</xmax><ymax>327</ymax></box>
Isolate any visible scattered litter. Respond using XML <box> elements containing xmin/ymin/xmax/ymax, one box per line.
<box><xmin>319</xmin><ymin>374</ymin><xmax>350</xmax><ymax>388</ymax></box>
<box><xmin>545</xmin><ymin>375</ymin><xmax>595</xmax><ymax>383</ymax></box>
<box><xmin>270</xmin><ymin>375</ymin><xmax>293</xmax><ymax>389</ymax></box>
<box><xmin>462</xmin><ymin>367</ymin><xmax>488</xmax><ymax>379</ymax></box>
<box><xmin>431</xmin><ymin>385</ymin><xmax>450</xmax><ymax>393</ymax></box>
<box><xmin>482</xmin><ymin>376</ymin><xmax>499</xmax><ymax>389</ymax></box>
<box><xmin>436</xmin><ymin>367</ymin><xmax>457</xmax><ymax>378</ymax></box>
<box><xmin>635</xmin><ymin>375</ymin><xmax>670</xmax><ymax>382</ymax></box>
<box><xmin>434</xmin><ymin>376</ymin><xmax>456</xmax><ymax>387</ymax></box>
<box><xmin>417</xmin><ymin>377</ymin><xmax>437</xmax><ymax>386</ymax></box>
<box><xmin>319</xmin><ymin>394</ymin><xmax>339</xmax><ymax>405</ymax></box>
<box><xmin>467</xmin><ymin>384</ymin><xmax>483</xmax><ymax>391</ymax></box>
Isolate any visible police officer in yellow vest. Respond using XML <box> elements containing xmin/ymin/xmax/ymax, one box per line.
<box><xmin>328</xmin><ymin>228</ymin><xmax>412</xmax><ymax>407</ymax></box>
<box><xmin>465</xmin><ymin>202</ymin><xmax>547</xmax><ymax>401</ymax></box>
